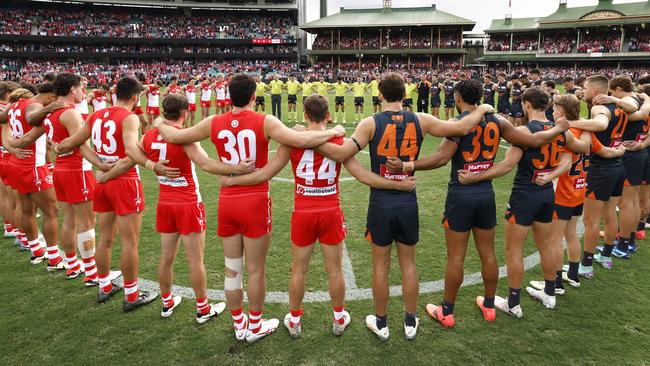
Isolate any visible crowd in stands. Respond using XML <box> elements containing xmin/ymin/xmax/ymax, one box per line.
<box><xmin>0</xmin><ymin>44</ymin><xmax>295</xmax><ymax>54</ymax></box>
<box><xmin>487</xmin><ymin>65</ymin><xmax>648</xmax><ymax>81</ymax></box>
<box><xmin>512</xmin><ymin>35</ymin><xmax>538</xmax><ymax>51</ymax></box>
<box><xmin>439</xmin><ymin>32</ymin><xmax>461</xmax><ymax>48</ymax></box>
<box><xmin>578</xmin><ymin>31</ymin><xmax>621</xmax><ymax>53</ymax></box>
<box><xmin>411</xmin><ymin>34</ymin><xmax>432</xmax><ymax>49</ymax></box>
<box><xmin>361</xmin><ymin>33</ymin><xmax>380</xmax><ymax>49</ymax></box>
<box><xmin>628</xmin><ymin>34</ymin><xmax>650</xmax><ymax>52</ymax></box>
<box><xmin>338</xmin><ymin>34</ymin><xmax>359</xmax><ymax>50</ymax></box>
<box><xmin>388</xmin><ymin>32</ymin><xmax>409</xmax><ymax>49</ymax></box>
<box><xmin>487</xmin><ymin>35</ymin><xmax>510</xmax><ymax>51</ymax></box>
<box><xmin>539</xmin><ymin>32</ymin><xmax>576</xmax><ymax>54</ymax></box>
<box><xmin>312</xmin><ymin>35</ymin><xmax>332</xmax><ymax>50</ymax></box>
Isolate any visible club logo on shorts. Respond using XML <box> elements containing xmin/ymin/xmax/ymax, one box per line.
<box><xmin>134</xmin><ymin>197</ymin><xmax>142</xmax><ymax>207</ymax></box>
<box><xmin>82</xmin><ymin>188</ymin><xmax>90</xmax><ymax>198</ymax></box>
<box><xmin>231</xmin><ymin>120</ymin><xmax>239</xmax><ymax>128</ymax></box>
<box><xmin>45</xmin><ymin>174</ymin><xmax>53</xmax><ymax>185</ymax></box>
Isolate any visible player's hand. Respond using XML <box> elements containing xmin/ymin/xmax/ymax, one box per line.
<box><xmin>457</xmin><ymin>169</ymin><xmax>477</xmax><ymax>185</ymax></box>
<box><xmin>534</xmin><ymin>172</ymin><xmax>552</xmax><ymax>186</ymax></box>
<box><xmin>219</xmin><ymin>175</ymin><xmax>233</xmax><ymax>187</ymax></box>
<box><xmin>555</xmin><ymin>117</ymin><xmax>570</xmax><ymax>132</ymax></box>
<box><xmin>98</xmin><ymin>161</ymin><xmax>114</xmax><ymax>172</ymax></box>
<box><xmin>479</xmin><ymin>104</ymin><xmax>495</xmax><ymax>114</ymax></box>
<box><xmin>638</xmin><ymin>92</ymin><xmax>649</xmax><ymax>101</ymax></box>
<box><xmin>95</xmin><ymin>170</ymin><xmax>107</xmax><ymax>184</ymax></box>
<box><xmin>44</xmin><ymin>101</ymin><xmax>66</xmax><ymax>113</ymax></box>
<box><xmin>9</xmin><ymin>138</ymin><xmax>22</xmax><ymax>149</ymax></box>
<box><xmin>331</xmin><ymin>125</ymin><xmax>346</xmax><ymax>137</ymax></box>
<box><xmin>12</xmin><ymin>148</ymin><xmax>33</xmax><ymax>159</ymax></box>
<box><xmin>623</xmin><ymin>140</ymin><xmax>643</xmax><ymax>151</ymax></box>
<box><xmin>396</xmin><ymin>176</ymin><xmax>416</xmax><ymax>192</ymax></box>
<box><xmin>292</xmin><ymin>124</ymin><xmax>306</xmax><ymax>131</ymax></box>
<box><xmin>153</xmin><ymin>160</ymin><xmax>180</xmax><ymax>178</ymax></box>
<box><xmin>386</xmin><ymin>156</ymin><xmax>404</xmax><ymax>173</ymax></box>
<box><xmin>236</xmin><ymin>159</ymin><xmax>255</xmax><ymax>174</ymax></box>
<box><xmin>593</xmin><ymin>94</ymin><xmax>615</xmax><ymax>106</ymax></box>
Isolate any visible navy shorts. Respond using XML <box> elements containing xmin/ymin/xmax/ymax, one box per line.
<box><xmin>366</xmin><ymin>203</ymin><xmax>419</xmax><ymax>246</ymax></box>
<box><xmin>497</xmin><ymin>102</ymin><xmax>510</xmax><ymax>115</ymax></box>
<box><xmin>430</xmin><ymin>98</ymin><xmax>441</xmax><ymax>108</ymax></box>
<box><xmin>335</xmin><ymin>96</ymin><xmax>345</xmax><ymax>106</ymax></box>
<box><xmin>288</xmin><ymin>94</ymin><xmax>297</xmax><ymax>104</ymax></box>
<box><xmin>505</xmin><ymin>188</ymin><xmax>555</xmax><ymax>226</ymax></box>
<box><xmin>586</xmin><ymin>164</ymin><xmax>625</xmax><ymax>201</ymax></box>
<box><xmin>443</xmin><ymin>190</ymin><xmax>497</xmax><ymax>232</ymax></box>
<box><xmin>444</xmin><ymin>99</ymin><xmax>455</xmax><ymax>108</ymax></box>
<box><xmin>354</xmin><ymin>97</ymin><xmax>364</xmax><ymax>107</ymax></box>
<box><xmin>402</xmin><ymin>98</ymin><xmax>413</xmax><ymax>107</ymax></box>
<box><xmin>372</xmin><ymin>96</ymin><xmax>381</xmax><ymax>106</ymax></box>
<box><xmin>623</xmin><ymin>151</ymin><xmax>648</xmax><ymax>187</ymax></box>
<box><xmin>554</xmin><ymin>203</ymin><xmax>584</xmax><ymax>221</ymax></box>
<box><xmin>509</xmin><ymin>103</ymin><xmax>524</xmax><ymax>118</ymax></box>
<box><xmin>255</xmin><ymin>96</ymin><xmax>265</xmax><ymax>105</ymax></box>
<box><xmin>644</xmin><ymin>153</ymin><xmax>650</xmax><ymax>184</ymax></box>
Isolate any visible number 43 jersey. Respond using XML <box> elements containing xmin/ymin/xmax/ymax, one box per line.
<box><xmin>88</xmin><ymin>106</ymin><xmax>138</xmax><ymax>180</ymax></box>
<box><xmin>290</xmin><ymin>136</ymin><xmax>343</xmax><ymax>211</ymax></box>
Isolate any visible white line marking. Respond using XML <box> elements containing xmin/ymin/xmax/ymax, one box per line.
<box><xmin>272</xmin><ymin>176</ymin><xmax>356</xmax><ymax>183</ymax></box>
<box><xmin>341</xmin><ymin>242</ymin><xmax>357</xmax><ymax>290</ymax></box>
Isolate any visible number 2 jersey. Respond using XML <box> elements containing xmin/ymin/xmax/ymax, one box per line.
<box><xmin>88</xmin><ymin>106</ymin><xmax>139</xmax><ymax>180</ymax></box>
<box><xmin>368</xmin><ymin>110</ymin><xmax>423</xmax><ymax>206</ymax></box>
<box><xmin>43</xmin><ymin>105</ymin><xmax>92</xmax><ymax>172</ymax></box>
<box><xmin>555</xmin><ymin>128</ymin><xmax>603</xmax><ymax>207</ymax></box>
<box><xmin>290</xmin><ymin>137</ymin><xmax>343</xmax><ymax>212</ymax></box>
<box><xmin>513</xmin><ymin>120</ymin><xmax>566</xmax><ymax>190</ymax></box>
<box><xmin>591</xmin><ymin>103</ymin><xmax>627</xmax><ymax>168</ymax></box>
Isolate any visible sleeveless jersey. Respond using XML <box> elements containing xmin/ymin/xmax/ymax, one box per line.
<box><xmin>210</xmin><ymin>110</ymin><xmax>268</xmax><ymax>196</ymax></box>
<box><xmin>91</xmin><ymin>91</ymin><xmax>106</xmax><ymax>111</ymax></box>
<box><xmin>443</xmin><ymin>82</ymin><xmax>454</xmax><ymax>101</ymax></box>
<box><xmin>7</xmin><ymin>98</ymin><xmax>47</xmax><ymax>168</ymax></box>
<box><xmin>591</xmin><ymin>103</ymin><xmax>627</xmax><ymax>167</ymax></box>
<box><xmin>147</xmin><ymin>86</ymin><xmax>160</xmax><ymax>107</ymax></box>
<box><xmin>483</xmin><ymin>83</ymin><xmax>495</xmax><ymax>106</ymax></box>
<box><xmin>368</xmin><ymin>110</ymin><xmax>423</xmax><ymax>206</ymax></box>
<box><xmin>215</xmin><ymin>82</ymin><xmax>226</xmax><ymax>100</ymax></box>
<box><xmin>623</xmin><ymin>97</ymin><xmax>646</xmax><ymax>143</ymax></box>
<box><xmin>88</xmin><ymin>106</ymin><xmax>139</xmax><ymax>180</ymax></box>
<box><xmin>0</xmin><ymin>102</ymin><xmax>7</xmax><ymax>157</ymax></box>
<box><xmin>142</xmin><ymin>127</ymin><xmax>201</xmax><ymax>204</ymax></box>
<box><xmin>513</xmin><ymin>120</ymin><xmax>566</xmax><ymax>190</ymax></box>
<box><xmin>497</xmin><ymin>82</ymin><xmax>510</xmax><ymax>106</ymax></box>
<box><xmin>448</xmin><ymin>111</ymin><xmax>501</xmax><ymax>193</ymax></box>
<box><xmin>555</xmin><ymin>128</ymin><xmax>602</xmax><ymax>207</ymax></box>
<box><xmin>167</xmin><ymin>85</ymin><xmax>181</xmax><ymax>95</ymax></box>
<box><xmin>185</xmin><ymin>84</ymin><xmax>196</xmax><ymax>104</ymax></box>
<box><xmin>43</xmin><ymin>105</ymin><xmax>91</xmax><ymax>172</ymax></box>
<box><xmin>75</xmin><ymin>93</ymin><xmax>89</xmax><ymax>115</ymax></box>
<box><xmin>200</xmin><ymin>82</ymin><xmax>212</xmax><ymax>101</ymax></box>
<box><xmin>511</xmin><ymin>83</ymin><xmax>523</xmax><ymax>105</ymax></box>
<box><xmin>290</xmin><ymin>136</ymin><xmax>343</xmax><ymax>212</ymax></box>
<box><xmin>111</xmin><ymin>85</ymin><xmax>117</xmax><ymax>105</ymax></box>
<box><xmin>430</xmin><ymin>83</ymin><xmax>441</xmax><ymax>101</ymax></box>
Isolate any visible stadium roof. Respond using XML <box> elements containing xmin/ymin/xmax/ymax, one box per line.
<box><xmin>486</xmin><ymin>0</ymin><xmax>650</xmax><ymax>33</ymax></box>
<box><xmin>300</xmin><ymin>5</ymin><xmax>475</xmax><ymax>31</ymax></box>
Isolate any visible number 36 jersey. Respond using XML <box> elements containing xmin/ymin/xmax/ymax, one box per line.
<box><xmin>88</xmin><ymin>106</ymin><xmax>139</xmax><ymax>180</ymax></box>
<box><xmin>290</xmin><ymin>136</ymin><xmax>343</xmax><ymax>212</ymax></box>
<box><xmin>513</xmin><ymin>120</ymin><xmax>566</xmax><ymax>190</ymax></box>
<box><xmin>210</xmin><ymin>110</ymin><xmax>268</xmax><ymax>196</ymax></box>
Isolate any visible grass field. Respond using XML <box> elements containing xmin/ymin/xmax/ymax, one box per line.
<box><xmin>2</xmin><ymin>87</ymin><xmax>650</xmax><ymax>365</ymax></box>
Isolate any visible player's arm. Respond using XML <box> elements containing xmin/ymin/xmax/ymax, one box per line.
<box><xmin>499</xmin><ymin>115</ymin><xmax>568</xmax><ymax>148</ymax></box>
<box><xmin>568</xmin><ymin>106</ymin><xmax>610</xmax><ymax>132</ymax></box>
<box><xmin>627</xmin><ymin>93</ymin><xmax>650</xmax><ymax>121</ymax></box>
<box><xmin>564</xmin><ymin>130</ymin><xmax>589</xmax><ymax>154</ymax></box>
<box><xmin>26</xmin><ymin>101</ymin><xmax>63</xmax><ymax>126</ymax></box>
<box><xmin>10</xmin><ymin>126</ymin><xmax>44</xmax><ymax>148</ymax></box>
<box><xmin>221</xmin><ymin>145</ymin><xmax>291</xmax><ymax>186</ymax></box>
<box><xmin>264</xmin><ymin>115</ymin><xmax>345</xmax><ymax>149</ymax></box>
<box><xmin>154</xmin><ymin>116</ymin><xmax>211</xmax><ymax>144</ymax></box>
<box><xmin>386</xmin><ymin>138</ymin><xmax>457</xmax><ymax>173</ymax></box>
<box><xmin>55</xmin><ymin>121</ymin><xmax>91</xmax><ymax>154</ymax></box>
<box><xmin>418</xmin><ymin>104</ymin><xmax>495</xmax><ymax>137</ymax></box>
<box><xmin>183</xmin><ymin>142</ymin><xmax>254</xmax><ymax>176</ymax></box>
<box><xmin>597</xmin><ymin>144</ymin><xmax>626</xmax><ymax>158</ymax></box>
<box><xmin>593</xmin><ymin>94</ymin><xmax>639</xmax><ymax>114</ymax></box>
<box><xmin>344</xmin><ymin>156</ymin><xmax>416</xmax><ymax>192</ymax></box>
<box><xmin>95</xmin><ymin>157</ymin><xmax>136</xmax><ymax>183</ymax></box>
<box><xmin>314</xmin><ymin>117</ymin><xmax>373</xmax><ymax>163</ymax></box>
<box><xmin>534</xmin><ymin>152</ymin><xmax>572</xmax><ymax>186</ymax></box>
<box><xmin>1</xmin><ymin>123</ymin><xmax>32</xmax><ymax>159</ymax></box>
<box><xmin>458</xmin><ymin>146</ymin><xmax>523</xmax><ymax>185</ymax></box>
<box><xmin>58</xmin><ymin>109</ymin><xmax>111</xmax><ymax>171</ymax></box>
<box><xmin>124</xmin><ymin>115</ymin><xmax>180</xmax><ymax>178</ymax></box>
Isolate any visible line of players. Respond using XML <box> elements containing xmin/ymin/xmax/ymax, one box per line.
<box><xmin>0</xmin><ymin>70</ymin><xmax>649</xmax><ymax>343</ymax></box>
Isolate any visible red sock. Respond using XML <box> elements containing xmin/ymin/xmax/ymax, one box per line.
<box><xmin>196</xmin><ymin>297</ymin><xmax>210</xmax><ymax>315</ymax></box>
<box><xmin>290</xmin><ymin>308</ymin><xmax>303</xmax><ymax>327</ymax></box>
<box><xmin>161</xmin><ymin>292</ymin><xmax>174</xmax><ymax>308</ymax></box>
<box><xmin>124</xmin><ymin>280</ymin><xmax>139</xmax><ymax>302</ymax></box>
<box><xmin>98</xmin><ymin>272</ymin><xmax>112</xmax><ymax>294</ymax></box>
<box><xmin>82</xmin><ymin>256</ymin><xmax>97</xmax><ymax>281</ymax></box>
<box><xmin>248</xmin><ymin>310</ymin><xmax>263</xmax><ymax>333</ymax></box>
<box><xmin>65</xmin><ymin>252</ymin><xmax>80</xmax><ymax>271</ymax></box>
<box><xmin>28</xmin><ymin>239</ymin><xmax>44</xmax><ymax>257</ymax></box>
<box><xmin>333</xmin><ymin>305</ymin><xmax>345</xmax><ymax>324</ymax></box>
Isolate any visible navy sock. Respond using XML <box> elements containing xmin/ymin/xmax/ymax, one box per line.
<box><xmin>442</xmin><ymin>300</ymin><xmax>454</xmax><ymax>316</ymax></box>
<box><xmin>507</xmin><ymin>288</ymin><xmax>521</xmax><ymax>308</ymax></box>
<box><xmin>404</xmin><ymin>313</ymin><xmax>416</xmax><ymax>327</ymax></box>
<box><xmin>638</xmin><ymin>221</ymin><xmax>646</xmax><ymax>232</ymax></box>
<box><xmin>581</xmin><ymin>251</ymin><xmax>594</xmax><ymax>267</ymax></box>
<box><xmin>630</xmin><ymin>234</ymin><xmax>636</xmax><ymax>248</ymax></box>
<box><xmin>544</xmin><ymin>280</ymin><xmax>555</xmax><ymax>296</ymax></box>
<box><xmin>601</xmin><ymin>244</ymin><xmax>614</xmax><ymax>257</ymax></box>
<box><xmin>555</xmin><ymin>271</ymin><xmax>564</xmax><ymax>289</ymax></box>
<box><xmin>568</xmin><ymin>261</ymin><xmax>580</xmax><ymax>282</ymax></box>
<box><xmin>483</xmin><ymin>296</ymin><xmax>495</xmax><ymax>308</ymax></box>
<box><xmin>617</xmin><ymin>237</ymin><xmax>629</xmax><ymax>252</ymax></box>
<box><xmin>376</xmin><ymin>314</ymin><xmax>387</xmax><ymax>329</ymax></box>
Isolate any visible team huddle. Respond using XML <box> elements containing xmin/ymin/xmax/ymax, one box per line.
<box><xmin>1</xmin><ymin>69</ymin><xmax>649</xmax><ymax>343</ymax></box>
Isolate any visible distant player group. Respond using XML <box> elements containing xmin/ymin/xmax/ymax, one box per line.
<box><xmin>1</xmin><ymin>68</ymin><xmax>649</xmax><ymax>342</ymax></box>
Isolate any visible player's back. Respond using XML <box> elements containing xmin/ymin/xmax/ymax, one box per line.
<box><xmin>88</xmin><ymin>106</ymin><xmax>138</xmax><ymax>180</ymax></box>
<box><xmin>142</xmin><ymin>128</ymin><xmax>201</xmax><ymax>204</ymax></box>
<box><xmin>444</xmin><ymin>82</ymin><xmax>454</xmax><ymax>99</ymax></box>
<box><xmin>43</xmin><ymin>105</ymin><xmax>90</xmax><ymax>172</ymax></box>
<box><xmin>7</xmin><ymin>98</ymin><xmax>46</xmax><ymax>167</ymax></box>
<box><xmin>513</xmin><ymin>120</ymin><xmax>566</xmax><ymax>190</ymax></box>
<box><xmin>210</xmin><ymin>109</ymin><xmax>269</xmax><ymax>196</ymax></box>
<box><xmin>368</xmin><ymin>110</ymin><xmax>422</xmax><ymax>206</ymax></box>
<box><xmin>591</xmin><ymin>103</ymin><xmax>627</xmax><ymax>166</ymax></box>
<box><xmin>555</xmin><ymin>128</ymin><xmax>593</xmax><ymax>207</ymax></box>
<box><xmin>290</xmin><ymin>137</ymin><xmax>343</xmax><ymax>212</ymax></box>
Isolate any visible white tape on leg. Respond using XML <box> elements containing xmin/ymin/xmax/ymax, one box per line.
<box><xmin>224</xmin><ymin>256</ymin><xmax>243</xmax><ymax>291</ymax></box>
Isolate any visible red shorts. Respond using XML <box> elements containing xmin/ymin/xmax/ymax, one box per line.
<box><xmin>93</xmin><ymin>178</ymin><xmax>144</xmax><ymax>216</ymax></box>
<box><xmin>0</xmin><ymin>156</ymin><xmax>9</xmax><ymax>186</ymax></box>
<box><xmin>54</xmin><ymin>170</ymin><xmax>95</xmax><ymax>204</ymax></box>
<box><xmin>147</xmin><ymin>106</ymin><xmax>160</xmax><ymax>116</ymax></box>
<box><xmin>216</xmin><ymin>100</ymin><xmax>226</xmax><ymax>108</ymax></box>
<box><xmin>218</xmin><ymin>193</ymin><xmax>271</xmax><ymax>238</ymax></box>
<box><xmin>291</xmin><ymin>208</ymin><xmax>347</xmax><ymax>246</ymax></box>
<box><xmin>200</xmin><ymin>100</ymin><xmax>211</xmax><ymax>108</ymax></box>
<box><xmin>134</xmin><ymin>106</ymin><xmax>144</xmax><ymax>115</ymax></box>
<box><xmin>225</xmin><ymin>99</ymin><xmax>232</xmax><ymax>106</ymax></box>
<box><xmin>9</xmin><ymin>165</ymin><xmax>53</xmax><ymax>195</ymax></box>
<box><xmin>157</xmin><ymin>201</ymin><xmax>206</xmax><ymax>235</ymax></box>
<box><xmin>188</xmin><ymin>103</ymin><xmax>197</xmax><ymax>112</ymax></box>
<box><xmin>81</xmin><ymin>113</ymin><xmax>88</xmax><ymax>121</ymax></box>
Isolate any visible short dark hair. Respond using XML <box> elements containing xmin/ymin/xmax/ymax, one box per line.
<box><xmin>575</xmin><ymin>76</ymin><xmax>587</xmax><ymax>87</ymax></box>
<box><xmin>303</xmin><ymin>94</ymin><xmax>329</xmax><ymax>123</ymax></box>
<box><xmin>638</xmin><ymin>84</ymin><xmax>650</xmax><ymax>95</ymax></box>
<box><xmin>545</xmin><ymin>80</ymin><xmax>556</xmax><ymax>89</ymax></box>
<box><xmin>609</xmin><ymin>75</ymin><xmax>634</xmax><ymax>93</ymax></box>
<box><xmin>36</xmin><ymin>82</ymin><xmax>54</xmax><ymax>95</ymax></box>
<box><xmin>563</xmin><ymin>76</ymin><xmax>574</xmax><ymax>83</ymax></box>
<box><xmin>530</xmin><ymin>69</ymin><xmax>540</xmax><ymax>76</ymax></box>
<box><xmin>43</xmin><ymin>73</ymin><xmax>56</xmax><ymax>82</ymax></box>
<box><xmin>497</xmin><ymin>72</ymin><xmax>507</xmax><ymax>78</ymax></box>
<box><xmin>638</xmin><ymin>75</ymin><xmax>650</xmax><ymax>85</ymax></box>
<box><xmin>521</xmin><ymin>86</ymin><xmax>550</xmax><ymax>111</ymax></box>
<box><xmin>53</xmin><ymin>73</ymin><xmax>81</xmax><ymax>97</ymax></box>
<box><xmin>19</xmin><ymin>82</ymin><xmax>37</xmax><ymax>95</ymax></box>
<box><xmin>378</xmin><ymin>72</ymin><xmax>405</xmax><ymax>103</ymax></box>
<box><xmin>454</xmin><ymin>79</ymin><xmax>482</xmax><ymax>106</ymax></box>
<box><xmin>483</xmin><ymin>74</ymin><xmax>492</xmax><ymax>80</ymax></box>
<box><xmin>229</xmin><ymin>74</ymin><xmax>256</xmax><ymax>108</ymax></box>
<box><xmin>162</xmin><ymin>94</ymin><xmax>188</xmax><ymax>121</ymax></box>
<box><xmin>99</xmin><ymin>84</ymin><xmax>109</xmax><ymax>91</ymax></box>
<box><xmin>115</xmin><ymin>77</ymin><xmax>143</xmax><ymax>102</ymax></box>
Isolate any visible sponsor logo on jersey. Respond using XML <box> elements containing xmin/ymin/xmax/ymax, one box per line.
<box><xmin>463</xmin><ymin>161</ymin><xmax>493</xmax><ymax>174</ymax></box>
<box><xmin>573</xmin><ymin>177</ymin><xmax>586</xmax><ymax>190</ymax></box>
<box><xmin>532</xmin><ymin>169</ymin><xmax>553</xmax><ymax>183</ymax></box>
<box><xmin>157</xmin><ymin>176</ymin><xmax>189</xmax><ymax>187</ymax></box>
<box><xmin>296</xmin><ymin>183</ymin><xmax>337</xmax><ymax>196</ymax></box>
<box><xmin>636</xmin><ymin>133</ymin><xmax>647</xmax><ymax>142</ymax></box>
<box><xmin>379</xmin><ymin>165</ymin><xmax>409</xmax><ymax>181</ymax></box>
<box><xmin>610</xmin><ymin>139</ymin><xmax>623</xmax><ymax>148</ymax></box>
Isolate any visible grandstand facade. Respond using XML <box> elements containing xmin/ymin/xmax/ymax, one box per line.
<box><xmin>300</xmin><ymin>5</ymin><xmax>475</xmax><ymax>72</ymax></box>
<box><xmin>481</xmin><ymin>0</ymin><xmax>650</xmax><ymax>69</ymax></box>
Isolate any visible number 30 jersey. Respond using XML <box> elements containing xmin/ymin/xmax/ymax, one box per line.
<box><xmin>88</xmin><ymin>106</ymin><xmax>139</xmax><ymax>180</ymax></box>
<box><xmin>210</xmin><ymin>110</ymin><xmax>268</xmax><ymax>196</ymax></box>
<box><xmin>513</xmin><ymin>120</ymin><xmax>566</xmax><ymax>190</ymax></box>
<box><xmin>290</xmin><ymin>136</ymin><xmax>343</xmax><ymax>212</ymax></box>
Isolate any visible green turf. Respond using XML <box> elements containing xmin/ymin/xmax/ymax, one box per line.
<box><xmin>3</xmin><ymin>86</ymin><xmax>647</xmax><ymax>365</ymax></box>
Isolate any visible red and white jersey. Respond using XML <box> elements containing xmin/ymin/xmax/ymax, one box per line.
<box><xmin>7</xmin><ymin>98</ymin><xmax>47</xmax><ymax>168</ymax></box>
<box><xmin>0</xmin><ymin>102</ymin><xmax>7</xmax><ymax>156</ymax></box>
<box><xmin>91</xmin><ymin>91</ymin><xmax>107</xmax><ymax>111</ymax></box>
<box><xmin>142</xmin><ymin>127</ymin><xmax>201</xmax><ymax>204</ymax></box>
<box><xmin>43</xmin><ymin>105</ymin><xmax>91</xmax><ymax>172</ymax></box>
<box><xmin>225</xmin><ymin>82</ymin><xmax>230</xmax><ymax>100</ymax></box>
<box><xmin>200</xmin><ymin>82</ymin><xmax>212</xmax><ymax>101</ymax></box>
<box><xmin>290</xmin><ymin>136</ymin><xmax>343</xmax><ymax>212</ymax></box>
<box><xmin>110</xmin><ymin>85</ymin><xmax>117</xmax><ymax>105</ymax></box>
<box><xmin>185</xmin><ymin>84</ymin><xmax>196</xmax><ymax>104</ymax></box>
<box><xmin>88</xmin><ymin>106</ymin><xmax>138</xmax><ymax>180</ymax></box>
<box><xmin>215</xmin><ymin>82</ymin><xmax>226</xmax><ymax>101</ymax></box>
<box><xmin>210</xmin><ymin>110</ymin><xmax>268</xmax><ymax>196</ymax></box>
<box><xmin>167</xmin><ymin>85</ymin><xmax>181</xmax><ymax>95</ymax></box>
<box><xmin>75</xmin><ymin>97</ymin><xmax>89</xmax><ymax>115</ymax></box>
<box><xmin>147</xmin><ymin>86</ymin><xmax>160</xmax><ymax>108</ymax></box>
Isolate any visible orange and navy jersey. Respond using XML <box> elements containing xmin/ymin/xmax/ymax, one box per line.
<box><xmin>7</xmin><ymin>98</ymin><xmax>47</xmax><ymax>168</ymax></box>
<box><xmin>143</xmin><ymin>127</ymin><xmax>201</xmax><ymax>204</ymax></box>
<box><xmin>443</xmin><ymin>82</ymin><xmax>455</xmax><ymax>101</ymax></box>
<box><xmin>368</xmin><ymin>110</ymin><xmax>422</xmax><ymax>206</ymax></box>
<box><xmin>623</xmin><ymin>103</ymin><xmax>647</xmax><ymax>143</ymax></box>
<box><xmin>510</xmin><ymin>83</ymin><xmax>523</xmax><ymax>104</ymax></box>
<box><xmin>88</xmin><ymin>106</ymin><xmax>138</xmax><ymax>180</ymax></box>
<box><xmin>210</xmin><ymin>110</ymin><xmax>268</xmax><ymax>196</ymax></box>
<box><xmin>513</xmin><ymin>120</ymin><xmax>566</xmax><ymax>190</ymax></box>
<box><xmin>290</xmin><ymin>136</ymin><xmax>343</xmax><ymax>212</ymax></box>
<box><xmin>591</xmin><ymin>103</ymin><xmax>627</xmax><ymax>167</ymax></box>
<box><xmin>43</xmin><ymin>105</ymin><xmax>91</xmax><ymax>172</ymax></box>
<box><xmin>554</xmin><ymin>128</ymin><xmax>600</xmax><ymax>207</ymax></box>
<box><xmin>447</xmin><ymin>112</ymin><xmax>501</xmax><ymax>192</ymax></box>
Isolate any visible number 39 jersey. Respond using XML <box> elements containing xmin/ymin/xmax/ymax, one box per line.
<box><xmin>290</xmin><ymin>136</ymin><xmax>343</xmax><ymax>212</ymax></box>
<box><xmin>88</xmin><ymin>106</ymin><xmax>138</xmax><ymax>180</ymax></box>
<box><xmin>447</xmin><ymin>112</ymin><xmax>501</xmax><ymax>193</ymax></box>
<box><xmin>7</xmin><ymin>98</ymin><xmax>47</xmax><ymax>168</ymax></box>
<box><xmin>513</xmin><ymin>120</ymin><xmax>566</xmax><ymax>190</ymax></box>
<box><xmin>210</xmin><ymin>110</ymin><xmax>268</xmax><ymax>196</ymax></box>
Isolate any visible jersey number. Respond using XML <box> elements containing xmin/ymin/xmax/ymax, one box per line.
<box><xmin>91</xmin><ymin>119</ymin><xmax>117</xmax><ymax>154</ymax></box>
<box><xmin>8</xmin><ymin>108</ymin><xmax>24</xmax><ymax>137</ymax></box>
<box><xmin>295</xmin><ymin>149</ymin><xmax>337</xmax><ymax>185</ymax></box>
<box><xmin>376</xmin><ymin>123</ymin><xmax>418</xmax><ymax>160</ymax></box>
<box><xmin>569</xmin><ymin>153</ymin><xmax>589</xmax><ymax>176</ymax></box>
<box><xmin>462</xmin><ymin>123</ymin><xmax>499</xmax><ymax>162</ymax></box>
<box><xmin>532</xmin><ymin>140</ymin><xmax>562</xmax><ymax>169</ymax></box>
<box><xmin>43</xmin><ymin>118</ymin><xmax>54</xmax><ymax>140</ymax></box>
<box><xmin>218</xmin><ymin>129</ymin><xmax>256</xmax><ymax>164</ymax></box>
<box><xmin>151</xmin><ymin>142</ymin><xmax>167</xmax><ymax>161</ymax></box>
<box><xmin>611</xmin><ymin>108</ymin><xmax>628</xmax><ymax>140</ymax></box>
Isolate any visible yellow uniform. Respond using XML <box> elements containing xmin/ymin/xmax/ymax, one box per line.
<box><xmin>286</xmin><ymin>80</ymin><xmax>300</xmax><ymax>95</ymax></box>
<box><xmin>301</xmin><ymin>81</ymin><xmax>313</xmax><ymax>98</ymax></box>
<box><xmin>255</xmin><ymin>82</ymin><xmax>268</xmax><ymax>97</ymax></box>
<box><xmin>315</xmin><ymin>81</ymin><xmax>330</xmax><ymax>96</ymax></box>
<box><xmin>270</xmin><ymin>80</ymin><xmax>284</xmax><ymax>95</ymax></box>
<box><xmin>352</xmin><ymin>82</ymin><xmax>366</xmax><ymax>98</ymax></box>
<box><xmin>369</xmin><ymin>80</ymin><xmax>380</xmax><ymax>97</ymax></box>
<box><xmin>334</xmin><ymin>82</ymin><xmax>349</xmax><ymax>97</ymax></box>
<box><xmin>405</xmin><ymin>83</ymin><xmax>418</xmax><ymax>100</ymax></box>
